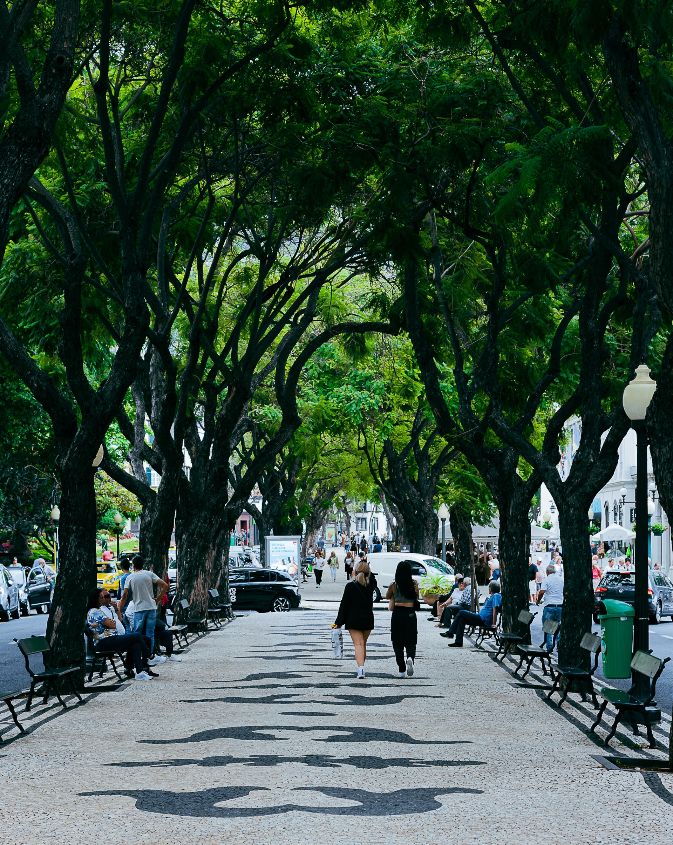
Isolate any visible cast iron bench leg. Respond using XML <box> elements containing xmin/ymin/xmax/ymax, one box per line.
<box><xmin>590</xmin><ymin>700</ymin><xmax>608</xmax><ymax>733</ymax></box>
<box><xmin>604</xmin><ymin>710</ymin><xmax>624</xmax><ymax>746</ymax></box>
<box><xmin>66</xmin><ymin>673</ymin><xmax>83</xmax><ymax>703</ymax></box>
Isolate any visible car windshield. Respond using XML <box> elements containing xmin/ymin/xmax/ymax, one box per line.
<box><xmin>423</xmin><ymin>558</ymin><xmax>454</xmax><ymax>575</ymax></box>
<box><xmin>600</xmin><ymin>572</ymin><xmax>636</xmax><ymax>588</ymax></box>
<box><xmin>96</xmin><ymin>563</ymin><xmax>117</xmax><ymax>574</ymax></box>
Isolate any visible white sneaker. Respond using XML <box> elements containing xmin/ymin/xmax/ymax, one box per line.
<box><xmin>406</xmin><ymin>658</ymin><xmax>414</xmax><ymax>677</ymax></box>
<box><xmin>398</xmin><ymin>671</ymin><xmax>407</xmax><ymax>678</ymax></box>
<box><xmin>167</xmin><ymin>654</ymin><xmax>182</xmax><ymax>662</ymax></box>
<box><xmin>356</xmin><ymin>667</ymin><xmax>365</xmax><ymax>679</ymax></box>
<box><xmin>148</xmin><ymin>656</ymin><xmax>166</xmax><ymax>666</ymax></box>
<box><xmin>135</xmin><ymin>671</ymin><xmax>153</xmax><ymax>681</ymax></box>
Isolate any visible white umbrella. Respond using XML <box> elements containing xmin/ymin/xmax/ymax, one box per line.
<box><xmin>591</xmin><ymin>523</ymin><xmax>635</xmax><ymax>542</ymax></box>
<box><xmin>530</xmin><ymin>522</ymin><xmax>555</xmax><ymax>540</ymax></box>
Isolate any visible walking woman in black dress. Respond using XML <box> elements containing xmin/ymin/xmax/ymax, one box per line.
<box><xmin>386</xmin><ymin>560</ymin><xmax>419</xmax><ymax>678</ymax></box>
<box><xmin>333</xmin><ymin>560</ymin><xmax>378</xmax><ymax>678</ymax></box>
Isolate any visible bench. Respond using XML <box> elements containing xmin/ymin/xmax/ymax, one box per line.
<box><xmin>471</xmin><ymin>605</ymin><xmax>501</xmax><ymax>648</ymax></box>
<box><xmin>0</xmin><ymin>690</ymin><xmax>26</xmax><ymax>740</ymax></box>
<box><xmin>493</xmin><ymin>609</ymin><xmax>537</xmax><ymax>661</ymax></box>
<box><xmin>513</xmin><ymin>619</ymin><xmax>560</xmax><ymax>679</ymax></box>
<box><xmin>207</xmin><ymin>589</ymin><xmax>227</xmax><ymax>628</ymax></box>
<box><xmin>162</xmin><ymin>608</ymin><xmax>189</xmax><ymax>650</ymax></box>
<box><xmin>177</xmin><ymin>598</ymin><xmax>208</xmax><ymax>635</ymax></box>
<box><xmin>83</xmin><ymin>628</ymin><xmax>125</xmax><ymax>682</ymax></box>
<box><xmin>590</xmin><ymin>651</ymin><xmax>671</xmax><ymax>748</ymax></box>
<box><xmin>546</xmin><ymin>633</ymin><xmax>601</xmax><ymax>708</ymax></box>
<box><xmin>15</xmin><ymin>636</ymin><xmax>83</xmax><ymax>711</ymax></box>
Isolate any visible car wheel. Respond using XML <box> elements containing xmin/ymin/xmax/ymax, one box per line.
<box><xmin>653</xmin><ymin>602</ymin><xmax>662</xmax><ymax>624</ymax></box>
<box><xmin>373</xmin><ymin>587</ymin><xmax>382</xmax><ymax>603</ymax></box>
<box><xmin>271</xmin><ymin>596</ymin><xmax>291</xmax><ymax>612</ymax></box>
<box><xmin>35</xmin><ymin>604</ymin><xmax>44</xmax><ymax>614</ymax></box>
<box><xmin>0</xmin><ymin>605</ymin><xmax>9</xmax><ymax>622</ymax></box>
<box><xmin>10</xmin><ymin>604</ymin><xmax>20</xmax><ymax>620</ymax></box>
<box><xmin>20</xmin><ymin>603</ymin><xmax>29</xmax><ymax>617</ymax></box>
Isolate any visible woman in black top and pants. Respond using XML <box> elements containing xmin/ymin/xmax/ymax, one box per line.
<box><xmin>386</xmin><ymin>560</ymin><xmax>419</xmax><ymax>678</ymax></box>
<box><xmin>334</xmin><ymin>560</ymin><xmax>378</xmax><ymax>679</ymax></box>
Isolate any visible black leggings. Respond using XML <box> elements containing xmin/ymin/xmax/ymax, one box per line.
<box><xmin>391</xmin><ymin>607</ymin><xmax>417</xmax><ymax>672</ymax></box>
<box><xmin>315</xmin><ymin>568</ymin><xmax>323</xmax><ymax>585</ymax></box>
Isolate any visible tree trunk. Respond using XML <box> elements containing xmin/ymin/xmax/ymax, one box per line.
<box><xmin>498</xmin><ymin>492</ymin><xmax>531</xmax><ymax>640</ymax></box>
<box><xmin>46</xmin><ymin>463</ymin><xmax>97</xmax><ymax>669</ymax></box>
<box><xmin>175</xmin><ymin>503</ymin><xmax>222</xmax><ymax>617</ymax></box>
<box><xmin>402</xmin><ymin>505</ymin><xmax>438</xmax><ymax>555</ymax></box>
<box><xmin>139</xmin><ymin>472</ymin><xmax>178</xmax><ymax>577</ymax></box>
<box><xmin>557</xmin><ymin>503</ymin><xmax>593</xmax><ymax>669</ymax></box>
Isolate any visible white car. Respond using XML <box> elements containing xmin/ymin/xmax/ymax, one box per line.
<box><xmin>367</xmin><ymin>552</ymin><xmax>455</xmax><ymax>598</ymax></box>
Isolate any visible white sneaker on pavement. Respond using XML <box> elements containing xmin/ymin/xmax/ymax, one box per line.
<box><xmin>148</xmin><ymin>656</ymin><xmax>166</xmax><ymax>666</ymax></box>
<box><xmin>167</xmin><ymin>654</ymin><xmax>182</xmax><ymax>662</ymax></box>
<box><xmin>135</xmin><ymin>671</ymin><xmax>153</xmax><ymax>681</ymax></box>
<box><xmin>398</xmin><ymin>671</ymin><xmax>406</xmax><ymax>678</ymax></box>
<box><xmin>406</xmin><ymin>657</ymin><xmax>414</xmax><ymax>677</ymax></box>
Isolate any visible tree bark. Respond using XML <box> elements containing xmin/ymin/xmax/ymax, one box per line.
<box><xmin>400</xmin><ymin>505</ymin><xmax>438</xmax><ymax>555</ymax></box>
<box><xmin>557</xmin><ymin>503</ymin><xmax>593</xmax><ymax>668</ymax></box>
<box><xmin>498</xmin><ymin>489</ymin><xmax>532</xmax><ymax>641</ymax></box>
<box><xmin>138</xmin><ymin>472</ymin><xmax>178</xmax><ymax>577</ymax></box>
<box><xmin>46</xmin><ymin>463</ymin><xmax>97</xmax><ymax>669</ymax></box>
<box><xmin>649</xmin><ymin>342</ymin><xmax>673</xmax><ymax>536</ymax></box>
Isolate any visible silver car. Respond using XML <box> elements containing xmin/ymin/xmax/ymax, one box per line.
<box><xmin>0</xmin><ymin>564</ymin><xmax>20</xmax><ymax>620</ymax></box>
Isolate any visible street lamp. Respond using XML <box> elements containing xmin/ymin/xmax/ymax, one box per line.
<box><xmin>618</xmin><ymin>486</ymin><xmax>627</xmax><ymax>525</ymax></box>
<box><xmin>438</xmin><ymin>503</ymin><xmax>450</xmax><ymax>563</ymax></box>
<box><xmin>50</xmin><ymin>505</ymin><xmax>60</xmax><ymax>572</ymax></box>
<box><xmin>92</xmin><ymin>444</ymin><xmax>104</xmax><ymax>468</ymax></box>
<box><xmin>623</xmin><ymin>363</ymin><xmax>657</xmax><ymax>696</ymax></box>
<box><xmin>113</xmin><ymin>512</ymin><xmax>123</xmax><ymax>560</ymax></box>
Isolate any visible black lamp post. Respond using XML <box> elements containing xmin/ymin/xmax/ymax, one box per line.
<box><xmin>623</xmin><ymin>364</ymin><xmax>656</xmax><ymax>696</ymax></box>
<box><xmin>438</xmin><ymin>503</ymin><xmax>449</xmax><ymax>562</ymax></box>
<box><xmin>114</xmin><ymin>511</ymin><xmax>122</xmax><ymax>560</ymax></box>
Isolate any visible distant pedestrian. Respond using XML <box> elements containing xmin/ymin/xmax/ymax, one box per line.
<box><xmin>328</xmin><ymin>551</ymin><xmax>339</xmax><ymax>582</ymax></box>
<box><xmin>313</xmin><ymin>554</ymin><xmax>325</xmax><ymax>588</ymax></box>
<box><xmin>537</xmin><ymin>564</ymin><xmax>563</xmax><ymax>652</ymax></box>
<box><xmin>386</xmin><ymin>560</ymin><xmax>419</xmax><ymax>678</ymax></box>
<box><xmin>528</xmin><ymin>559</ymin><xmax>538</xmax><ymax>604</ymax></box>
<box><xmin>344</xmin><ymin>551</ymin><xmax>354</xmax><ymax>581</ymax></box>
<box><xmin>333</xmin><ymin>560</ymin><xmax>378</xmax><ymax>679</ymax></box>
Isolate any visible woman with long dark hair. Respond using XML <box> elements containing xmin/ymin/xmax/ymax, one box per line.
<box><xmin>333</xmin><ymin>560</ymin><xmax>378</xmax><ymax>678</ymax></box>
<box><xmin>386</xmin><ymin>560</ymin><xmax>419</xmax><ymax>678</ymax></box>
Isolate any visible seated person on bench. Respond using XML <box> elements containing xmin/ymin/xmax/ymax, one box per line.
<box><xmin>438</xmin><ymin>578</ymin><xmax>472</xmax><ymax>632</ymax></box>
<box><xmin>86</xmin><ymin>588</ymin><xmax>157</xmax><ymax>681</ymax></box>
<box><xmin>445</xmin><ymin>580</ymin><xmax>502</xmax><ymax>648</ymax></box>
<box><xmin>432</xmin><ymin>574</ymin><xmax>463</xmax><ymax>619</ymax></box>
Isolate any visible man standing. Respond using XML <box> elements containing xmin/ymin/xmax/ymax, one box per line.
<box><xmin>119</xmin><ymin>556</ymin><xmax>168</xmax><ymax>656</ymax></box>
<box><xmin>537</xmin><ymin>563</ymin><xmax>564</xmax><ymax>652</ymax></box>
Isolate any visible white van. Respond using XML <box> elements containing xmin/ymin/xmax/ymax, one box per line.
<box><xmin>368</xmin><ymin>552</ymin><xmax>455</xmax><ymax>597</ymax></box>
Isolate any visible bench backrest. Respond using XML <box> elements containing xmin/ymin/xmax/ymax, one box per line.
<box><xmin>177</xmin><ymin>599</ymin><xmax>190</xmax><ymax>612</ymax></box>
<box><xmin>208</xmin><ymin>589</ymin><xmax>220</xmax><ymax>602</ymax></box>
<box><xmin>17</xmin><ymin>635</ymin><xmax>49</xmax><ymax>657</ymax></box>
<box><xmin>630</xmin><ymin>651</ymin><xmax>670</xmax><ymax>702</ymax></box>
<box><xmin>517</xmin><ymin>610</ymin><xmax>535</xmax><ymax>627</ymax></box>
<box><xmin>580</xmin><ymin>633</ymin><xmax>601</xmax><ymax>654</ymax></box>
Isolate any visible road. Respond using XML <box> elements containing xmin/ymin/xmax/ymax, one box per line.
<box><xmin>3</xmin><ymin>580</ymin><xmax>673</xmax><ymax>716</ymax></box>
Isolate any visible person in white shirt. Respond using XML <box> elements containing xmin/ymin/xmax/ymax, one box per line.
<box><xmin>537</xmin><ymin>564</ymin><xmax>564</xmax><ymax>652</ymax></box>
<box><xmin>86</xmin><ymin>588</ymin><xmax>157</xmax><ymax>680</ymax></box>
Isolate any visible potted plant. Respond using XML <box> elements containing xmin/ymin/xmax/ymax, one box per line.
<box><xmin>651</xmin><ymin>523</ymin><xmax>667</xmax><ymax>537</ymax></box>
<box><xmin>419</xmin><ymin>573</ymin><xmax>453</xmax><ymax>605</ymax></box>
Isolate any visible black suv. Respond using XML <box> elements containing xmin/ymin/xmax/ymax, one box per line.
<box><xmin>228</xmin><ymin>567</ymin><xmax>301</xmax><ymax>613</ymax></box>
<box><xmin>594</xmin><ymin>570</ymin><xmax>673</xmax><ymax>624</ymax></box>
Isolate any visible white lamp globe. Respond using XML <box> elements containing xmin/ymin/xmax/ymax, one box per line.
<box><xmin>623</xmin><ymin>364</ymin><xmax>656</xmax><ymax>421</ymax></box>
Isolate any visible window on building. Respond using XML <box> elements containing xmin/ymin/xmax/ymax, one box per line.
<box><xmin>356</xmin><ymin>517</ymin><xmax>367</xmax><ymax>531</ymax></box>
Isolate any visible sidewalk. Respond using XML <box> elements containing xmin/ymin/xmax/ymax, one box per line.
<box><xmin>1</xmin><ymin>608</ymin><xmax>672</xmax><ymax>845</ymax></box>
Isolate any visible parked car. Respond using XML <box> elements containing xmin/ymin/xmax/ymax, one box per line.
<box><xmin>228</xmin><ymin>567</ymin><xmax>301</xmax><ymax>612</ymax></box>
<box><xmin>7</xmin><ymin>564</ymin><xmax>29</xmax><ymax>615</ymax></box>
<box><xmin>26</xmin><ymin>567</ymin><xmax>55</xmax><ymax>614</ymax></box>
<box><xmin>0</xmin><ymin>563</ymin><xmax>20</xmax><ymax>620</ymax></box>
<box><xmin>96</xmin><ymin>561</ymin><xmax>123</xmax><ymax>596</ymax></box>
<box><xmin>367</xmin><ymin>552</ymin><xmax>455</xmax><ymax>602</ymax></box>
<box><xmin>593</xmin><ymin>569</ymin><xmax>673</xmax><ymax>623</ymax></box>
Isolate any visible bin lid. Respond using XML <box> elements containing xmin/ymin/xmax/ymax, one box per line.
<box><xmin>597</xmin><ymin>599</ymin><xmax>635</xmax><ymax>617</ymax></box>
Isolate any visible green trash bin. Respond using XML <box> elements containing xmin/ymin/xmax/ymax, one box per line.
<box><xmin>597</xmin><ymin>599</ymin><xmax>635</xmax><ymax>679</ymax></box>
